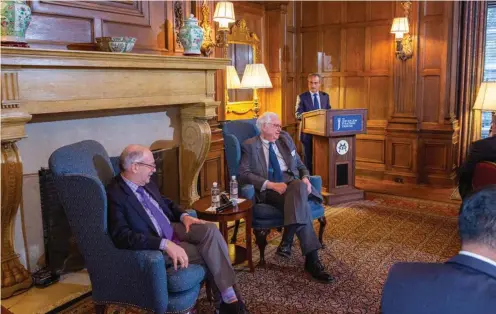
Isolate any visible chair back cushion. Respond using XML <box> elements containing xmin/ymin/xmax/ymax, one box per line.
<box><xmin>222</xmin><ymin>119</ymin><xmax>259</xmax><ymax>178</ymax></box>
<box><xmin>49</xmin><ymin>140</ymin><xmax>116</xmax><ymax>186</ymax></box>
<box><xmin>472</xmin><ymin>161</ymin><xmax>496</xmax><ymax>190</ymax></box>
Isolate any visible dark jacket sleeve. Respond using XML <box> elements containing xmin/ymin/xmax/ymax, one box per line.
<box><xmin>295</xmin><ymin>94</ymin><xmax>305</xmax><ymax>120</ymax></box>
<box><xmin>161</xmin><ymin>196</ymin><xmax>186</xmax><ymax>222</ymax></box>
<box><xmin>239</xmin><ymin>141</ymin><xmax>268</xmax><ymax>191</ymax></box>
<box><xmin>107</xmin><ymin>187</ymin><xmax>162</xmax><ymax>250</ymax></box>
<box><xmin>281</xmin><ymin>132</ymin><xmax>309</xmax><ymax>178</ymax></box>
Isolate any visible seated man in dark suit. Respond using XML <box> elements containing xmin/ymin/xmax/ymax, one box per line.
<box><xmin>458</xmin><ymin>114</ymin><xmax>496</xmax><ymax>199</ymax></box>
<box><xmin>239</xmin><ymin>112</ymin><xmax>333</xmax><ymax>283</ymax></box>
<box><xmin>381</xmin><ymin>185</ymin><xmax>496</xmax><ymax>314</ymax></box>
<box><xmin>107</xmin><ymin>145</ymin><xmax>248</xmax><ymax>314</ymax></box>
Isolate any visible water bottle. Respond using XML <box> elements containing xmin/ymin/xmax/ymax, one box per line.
<box><xmin>211</xmin><ymin>182</ymin><xmax>220</xmax><ymax>208</ymax></box>
<box><xmin>229</xmin><ymin>176</ymin><xmax>238</xmax><ymax>203</ymax></box>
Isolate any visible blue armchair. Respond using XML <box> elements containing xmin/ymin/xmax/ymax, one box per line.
<box><xmin>222</xmin><ymin>119</ymin><xmax>327</xmax><ymax>266</ymax></box>
<box><xmin>48</xmin><ymin>140</ymin><xmax>205</xmax><ymax>314</ymax></box>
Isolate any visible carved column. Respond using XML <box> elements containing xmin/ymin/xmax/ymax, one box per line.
<box><xmin>1</xmin><ymin>72</ymin><xmax>33</xmax><ymax>299</ymax></box>
<box><xmin>179</xmin><ymin>70</ymin><xmax>219</xmax><ymax>207</ymax></box>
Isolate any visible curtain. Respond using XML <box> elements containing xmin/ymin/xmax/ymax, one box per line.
<box><xmin>458</xmin><ymin>1</ymin><xmax>487</xmax><ymax>162</ymax></box>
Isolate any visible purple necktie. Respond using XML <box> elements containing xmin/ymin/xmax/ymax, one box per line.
<box><xmin>136</xmin><ymin>186</ymin><xmax>175</xmax><ymax>242</ymax></box>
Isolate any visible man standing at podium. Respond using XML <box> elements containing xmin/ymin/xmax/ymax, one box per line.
<box><xmin>295</xmin><ymin>73</ymin><xmax>331</xmax><ymax>174</ymax></box>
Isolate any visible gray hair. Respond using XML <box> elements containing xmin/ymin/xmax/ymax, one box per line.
<box><xmin>256</xmin><ymin>112</ymin><xmax>279</xmax><ymax>132</ymax></box>
<box><xmin>308</xmin><ymin>73</ymin><xmax>322</xmax><ymax>81</ymax></box>
<box><xmin>459</xmin><ymin>185</ymin><xmax>496</xmax><ymax>249</ymax></box>
<box><xmin>119</xmin><ymin>148</ymin><xmax>145</xmax><ymax>171</ymax></box>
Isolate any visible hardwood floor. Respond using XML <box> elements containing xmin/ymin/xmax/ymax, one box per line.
<box><xmin>356</xmin><ymin>178</ymin><xmax>462</xmax><ymax>205</ymax></box>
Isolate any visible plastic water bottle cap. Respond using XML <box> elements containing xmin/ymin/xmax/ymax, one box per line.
<box><xmin>213</xmin><ymin>182</ymin><xmax>217</xmax><ymax>187</ymax></box>
<box><xmin>232</xmin><ymin>176</ymin><xmax>236</xmax><ymax>180</ymax></box>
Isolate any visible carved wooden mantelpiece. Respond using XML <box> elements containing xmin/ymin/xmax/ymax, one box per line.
<box><xmin>0</xmin><ymin>47</ymin><xmax>229</xmax><ymax>298</ymax></box>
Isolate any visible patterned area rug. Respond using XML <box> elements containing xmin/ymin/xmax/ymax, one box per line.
<box><xmin>52</xmin><ymin>196</ymin><xmax>461</xmax><ymax>314</ymax></box>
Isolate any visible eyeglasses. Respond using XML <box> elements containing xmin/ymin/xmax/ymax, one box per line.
<box><xmin>267</xmin><ymin>123</ymin><xmax>282</xmax><ymax>130</ymax></box>
<box><xmin>135</xmin><ymin>162</ymin><xmax>156</xmax><ymax>169</ymax></box>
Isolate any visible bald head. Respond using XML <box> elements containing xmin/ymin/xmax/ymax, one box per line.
<box><xmin>119</xmin><ymin>144</ymin><xmax>156</xmax><ymax>186</ymax></box>
<box><xmin>120</xmin><ymin>144</ymin><xmax>150</xmax><ymax>171</ymax></box>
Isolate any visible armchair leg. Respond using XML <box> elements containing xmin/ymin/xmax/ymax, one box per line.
<box><xmin>318</xmin><ymin>216</ymin><xmax>327</xmax><ymax>249</ymax></box>
<box><xmin>254</xmin><ymin>228</ymin><xmax>270</xmax><ymax>267</ymax></box>
<box><xmin>95</xmin><ymin>304</ymin><xmax>105</xmax><ymax>314</ymax></box>
<box><xmin>230</xmin><ymin>220</ymin><xmax>240</xmax><ymax>244</ymax></box>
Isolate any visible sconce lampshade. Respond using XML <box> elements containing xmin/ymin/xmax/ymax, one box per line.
<box><xmin>240</xmin><ymin>63</ymin><xmax>273</xmax><ymax>89</ymax></box>
<box><xmin>214</xmin><ymin>2</ymin><xmax>235</xmax><ymax>31</ymax></box>
<box><xmin>473</xmin><ymin>82</ymin><xmax>496</xmax><ymax>111</ymax></box>
<box><xmin>391</xmin><ymin>17</ymin><xmax>409</xmax><ymax>39</ymax></box>
<box><xmin>226</xmin><ymin>65</ymin><xmax>241</xmax><ymax>89</ymax></box>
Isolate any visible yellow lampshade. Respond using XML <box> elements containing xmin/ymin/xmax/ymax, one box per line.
<box><xmin>473</xmin><ymin>82</ymin><xmax>496</xmax><ymax>111</ymax></box>
<box><xmin>391</xmin><ymin>17</ymin><xmax>409</xmax><ymax>39</ymax></box>
<box><xmin>214</xmin><ymin>2</ymin><xmax>235</xmax><ymax>31</ymax></box>
<box><xmin>240</xmin><ymin>64</ymin><xmax>272</xmax><ymax>89</ymax></box>
<box><xmin>226</xmin><ymin>65</ymin><xmax>241</xmax><ymax>89</ymax></box>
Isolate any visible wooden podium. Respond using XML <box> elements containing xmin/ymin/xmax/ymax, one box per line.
<box><xmin>302</xmin><ymin>109</ymin><xmax>367</xmax><ymax>205</ymax></box>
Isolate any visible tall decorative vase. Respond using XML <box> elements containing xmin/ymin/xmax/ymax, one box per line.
<box><xmin>0</xmin><ymin>0</ymin><xmax>32</xmax><ymax>47</ymax></box>
<box><xmin>179</xmin><ymin>14</ymin><xmax>204</xmax><ymax>56</ymax></box>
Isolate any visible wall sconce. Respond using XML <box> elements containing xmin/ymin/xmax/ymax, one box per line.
<box><xmin>240</xmin><ymin>63</ymin><xmax>273</xmax><ymax>118</ymax></box>
<box><xmin>391</xmin><ymin>1</ymin><xmax>413</xmax><ymax>61</ymax></box>
<box><xmin>213</xmin><ymin>1</ymin><xmax>235</xmax><ymax>49</ymax></box>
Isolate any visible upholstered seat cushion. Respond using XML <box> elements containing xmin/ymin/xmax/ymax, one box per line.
<box><xmin>166</xmin><ymin>264</ymin><xmax>205</xmax><ymax>293</ymax></box>
<box><xmin>167</xmin><ymin>284</ymin><xmax>201</xmax><ymax>313</ymax></box>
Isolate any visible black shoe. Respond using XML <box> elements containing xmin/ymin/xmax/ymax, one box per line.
<box><xmin>304</xmin><ymin>260</ymin><xmax>334</xmax><ymax>284</ymax></box>
<box><xmin>276</xmin><ymin>241</ymin><xmax>292</xmax><ymax>258</ymax></box>
<box><xmin>219</xmin><ymin>301</ymin><xmax>249</xmax><ymax>314</ymax></box>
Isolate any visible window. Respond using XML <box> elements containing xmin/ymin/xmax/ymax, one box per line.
<box><xmin>482</xmin><ymin>4</ymin><xmax>496</xmax><ymax>138</ymax></box>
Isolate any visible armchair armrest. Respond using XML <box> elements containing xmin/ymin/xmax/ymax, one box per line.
<box><xmin>186</xmin><ymin>209</ymin><xmax>197</xmax><ymax>218</ymax></box>
<box><xmin>240</xmin><ymin>184</ymin><xmax>255</xmax><ymax>201</ymax></box>
<box><xmin>309</xmin><ymin>175</ymin><xmax>322</xmax><ymax>192</ymax></box>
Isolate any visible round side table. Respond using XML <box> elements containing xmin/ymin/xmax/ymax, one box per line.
<box><xmin>192</xmin><ymin>197</ymin><xmax>254</xmax><ymax>272</ymax></box>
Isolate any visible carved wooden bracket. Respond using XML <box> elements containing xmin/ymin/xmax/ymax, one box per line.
<box><xmin>396</xmin><ymin>1</ymin><xmax>413</xmax><ymax>61</ymax></box>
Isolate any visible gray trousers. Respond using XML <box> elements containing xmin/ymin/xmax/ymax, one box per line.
<box><xmin>265</xmin><ymin>179</ymin><xmax>322</xmax><ymax>255</ymax></box>
<box><xmin>164</xmin><ymin>222</ymin><xmax>236</xmax><ymax>293</ymax></box>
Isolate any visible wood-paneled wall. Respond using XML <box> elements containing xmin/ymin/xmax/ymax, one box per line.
<box><xmin>26</xmin><ymin>0</ymin><xmax>195</xmax><ymax>54</ymax></box>
<box><xmin>290</xmin><ymin>1</ymin><xmax>461</xmax><ymax>186</ymax></box>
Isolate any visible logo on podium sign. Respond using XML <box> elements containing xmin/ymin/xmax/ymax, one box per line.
<box><xmin>336</xmin><ymin>140</ymin><xmax>349</xmax><ymax>155</ymax></box>
<box><xmin>333</xmin><ymin>114</ymin><xmax>363</xmax><ymax>132</ymax></box>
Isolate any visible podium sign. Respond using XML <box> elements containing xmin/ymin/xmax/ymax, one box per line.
<box><xmin>332</xmin><ymin>114</ymin><xmax>363</xmax><ymax>132</ymax></box>
<box><xmin>302</xmin><ymin>109</ymin><xmax>367</xmax><ymax>205</ymax></box>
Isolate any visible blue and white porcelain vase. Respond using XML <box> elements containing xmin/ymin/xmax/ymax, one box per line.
<box><xmin>179</xmin><ymin>14</ymin><xmax>204</xmax><ymax>55</ymax></box>
<box><xmin>0</xmin><ymin>0</ymin><xmax>31</xmax><ymax>47</ymax></box>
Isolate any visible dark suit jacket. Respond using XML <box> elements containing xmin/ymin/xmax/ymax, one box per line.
<box><xmin>381</xmin><ymin>254</ymin><xmax>496</xmax><ymax>314</ymax></box>
<box><xmin>458</xmin><ymin>136</ymin><xmax>496</xmax><ymax>198</ymax></box>
<box><xmin>296</xmin><ymin>91</ymin><xmax>331</xmax><ymax>144</ymax></box>
<box><xmin>238</xmin><ymin>131</ymin><xmax>322</xmax><ymax>202</ymax></box>
<box><xmin>107</xmin><ymin>175</ymin><xmax>185</xmax><ymax>250</ymax></box>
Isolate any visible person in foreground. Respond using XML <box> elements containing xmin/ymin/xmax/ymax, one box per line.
<box><xmin>458</xmin><ymin>114</ymin><xmax>496</xmax><ymax>199</ymax></box>
<box><xmin>295</xmin><ymin>73</ymin><xmax>331</xmax><ymax>174</ymax></box>
<box><xmin>107</xmin><ymin>145</ymin><xmax>248</xmax><ymax>314</ymax></box>
<box><xmin>381</xmin><ymin>185</ymin><xmax>496</xmax><ymax>314</ymax></box>
<box><xmin>239</xmin><ymin>112</ymin><xmax>333</xmax><ymax>283</ymax></box>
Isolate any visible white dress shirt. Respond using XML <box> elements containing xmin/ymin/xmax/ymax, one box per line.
<box><xmin>260</xmin><ymin>136</ymin><xmax>288</xmax><ymax>191</ymax></box>
<box><xmin>459</xmin><ymin>250</ymin><xmax>496</xmax><ymax>268</ymax></box>
<box><xmin>311</xmin><ymin>92</ymin><xmax>321</xmax><ymax>109</ymax></box>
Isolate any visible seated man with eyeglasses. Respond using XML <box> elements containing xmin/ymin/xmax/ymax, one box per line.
<box><xmin>106</xmin><ymin>144</ymin><xmax>249</xmax><ymax>314</ymax></box>
<box><xmin>238</xmin><ymin>112</ymin><xmax>333</xmax><ymax>283</ymax></box>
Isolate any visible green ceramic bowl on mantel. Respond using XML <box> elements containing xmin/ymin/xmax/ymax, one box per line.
<box><xmin>0</xmin><ymin>0</ymin><xmax>32</xmax><ymax>47</ymax></box>
<box><xmin>95</xmin><ymin>37</ymin><xmax>137</xmax><ymax>53</ymax></box>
